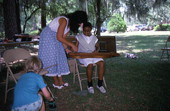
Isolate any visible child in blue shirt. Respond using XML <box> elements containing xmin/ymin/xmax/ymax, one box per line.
<box><xmin>12</xmin><ymin>56</ymin><xmax>55</xmax><ymax>111</ymax></box>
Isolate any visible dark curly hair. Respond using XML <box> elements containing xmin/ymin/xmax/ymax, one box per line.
<box><xmin>83</xmin><ymin>22</ymin><xmax>92</xmax><ymax>29</ymax></box>
<box><xmin>65</xmin><ymin>10</ymin><xmax>88</xmax><ymax>33</ymax></box>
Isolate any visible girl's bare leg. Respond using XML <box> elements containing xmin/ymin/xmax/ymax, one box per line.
<box><xmin>86</xmin><ymin>64</ymin><xmax>93</xmax><ymax>82</ymax></box>
<box><xmin>96</xmin><ymin>61</ymin><xmax>105</xmax><ymax>80</ymax></box>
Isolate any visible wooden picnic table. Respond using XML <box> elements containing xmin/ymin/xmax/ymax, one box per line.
<box><xmin>14</xmin><ymin>34</ymin><xmax>40</xmax><ymax>41</ymax></box>
<box><xmin>0</xmin><ymin>41</ymin><xmax>39</xmax><ymax>49</ymax></box>
<box><xmin>15</xmin><ymin>34</ymin><xmax>40</xmax><ymax>38</ymax></box>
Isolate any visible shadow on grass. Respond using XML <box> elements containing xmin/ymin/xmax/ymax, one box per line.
<box><xmin>0</xmin><ymin>34</ymin><xmax>170</xmax><ymax>111</ymax></box>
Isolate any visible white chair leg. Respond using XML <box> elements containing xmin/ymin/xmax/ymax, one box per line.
<box><xmin>76</xmin><ymin>62</ymin><xmax>83</xmax><ymax>91</ymax></box>
<box><xmin>5</xmin><ymin>71</ymin><xmax>9</xmax><ymax>103</ymax></box>
<box><xmin>73</xmin><ymin>61</ymin><xmax>107</xmax><ymax>91</ymax></box>
<box><xmin>103</xmin><ymin>77</ymin><xmax>107</xmax><ymax>88</ymax></box>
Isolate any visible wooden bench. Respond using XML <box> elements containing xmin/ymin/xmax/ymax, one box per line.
<box><xmin>66</xmin><ymin>36</ymin><xmax>117</xmax><ymax>53</ymax></box>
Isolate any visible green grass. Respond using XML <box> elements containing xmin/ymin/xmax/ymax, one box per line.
<box><xmin>1</xmin><ymin>34</ymin><xmax>170</xmax><ymax>111</ymax></box>
<box><xmin>44</xmin><ymin>34</ymin><xmax>170</xmax><ymax>111</ymax></box>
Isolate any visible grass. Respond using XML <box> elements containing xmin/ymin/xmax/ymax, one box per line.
<box><xmin>0</xmin><ymin>32</ymin><xmax>170</xmax><ymax>111</ymax></box>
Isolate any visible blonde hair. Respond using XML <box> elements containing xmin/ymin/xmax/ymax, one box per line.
<box><xmin>25</xmin><ymin>56</ymin><xmax>42</xmax><ymax>73</ymax></box>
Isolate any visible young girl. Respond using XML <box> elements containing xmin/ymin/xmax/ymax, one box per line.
<box><xmin>75</xmin><ymin>22</ymin><xmax>106</xmax><ymax>94</ymax></box>
<box><xmin>12</xmin><ymin>56</ymin><xmax>55</xmax><ymax>111</ymax></box>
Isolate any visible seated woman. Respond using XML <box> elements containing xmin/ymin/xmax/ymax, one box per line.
<box><xmin>75</xmin><ymin>22</ymin><xmax>106</xmax><ymax>94</ymax></box>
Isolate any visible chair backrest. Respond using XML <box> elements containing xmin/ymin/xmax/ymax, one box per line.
<box><xmin>3</xmin><ymin>48</ymin><xmax>31</xmax><ymax>64</ymax></box>
<box><xmin>3</xmin><ymin>48</ymin><xmax>32</xmax><ymax>103</ymax></box>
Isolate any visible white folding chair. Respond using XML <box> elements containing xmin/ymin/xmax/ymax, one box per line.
<box><xmin>160</xmin><ymin>36</ymin><xmax>170</xmax><ymax>61</ymax></box>
<box><xmin>68</xmin><ymin>59</ymin><xmax>107</xmax><ymax>91</ymax></box>
<box><xmin>3</xmin><ymin>48</ymin><xmax>31</xmax><ymax>103</ymax></box>
<box><xmin>3</xmin><ymin>48</ymin><xmax>57</xmax><ymax>103</ymax></box>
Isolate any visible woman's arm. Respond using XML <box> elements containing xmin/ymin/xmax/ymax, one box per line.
<box><xmin>57</xmin><ymin>18</ymin><xmax>78</xmax><ymax>52</ymax></box>
<box><xmin>62</xmin><ymin>32</ymin><xmax>72</xmax><ymax>53</ymax></box>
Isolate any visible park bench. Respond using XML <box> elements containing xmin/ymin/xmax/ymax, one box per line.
<box><xmin>66</xmin><ymin>35</ymin><xmax>118</xmax><ymax>91</ymax></box>
<box><xmin>66</xmin><ymin>35</ymin><xmax>117</xmax><ymax>53</ymax></box>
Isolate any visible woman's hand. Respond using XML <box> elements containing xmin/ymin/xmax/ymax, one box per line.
<box><xmin>65</xmin><ymin>49</ymin><xmax>72</xmax><ymax>54</ymax></box>
<box><xmin>71</xmin><ymin>45</ymin><xmax>78</xmax><ymax>52</ymax></box>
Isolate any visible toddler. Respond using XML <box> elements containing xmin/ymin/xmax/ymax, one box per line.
<box><xmin>12</xmin><ymin>56</ymin><xmax>56</xmax><ymax>111</ymax></box>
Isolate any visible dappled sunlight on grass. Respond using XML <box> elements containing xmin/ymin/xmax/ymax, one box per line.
<box><xmin>117</xmin><ymin>49</ymin><xmax>154</xmax><ymax>54</ymax></box>
<box><xmin>127</xmin><ymin>45</ymin><xmax>136</xmax><ymax>48</ymax></box>
<box><xmin>132</xmin><ymin>49</ymin><xmax>153</xmax><ymax>53</ymax></box>
<box><xmin>152</xmin><ymin>55</ymin><xmax>160</xmax><ymax>59</ymax></box>
<box><xmin>1</xmin><ymin>32</ymin><xmax>170</xmax><ymax>111</ymax></box>
<box><xmin>102</xmin><ymin>31</ymin><xmax>170</xmax><ymax>36</ymax></box>
<box><xmin>117</xmin><ymin>50</ymin><xmax>129</xmax><ymax>53</ymax></box>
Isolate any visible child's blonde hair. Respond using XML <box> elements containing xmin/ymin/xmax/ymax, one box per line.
<box><xmin>25</xmin><ymin>56</ymin><xmax>42</xmax><ymax>73</ymax></box>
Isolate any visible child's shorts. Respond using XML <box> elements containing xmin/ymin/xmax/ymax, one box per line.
<box><xmin>12</xmin><ymin>94</ymin><xmax>43</xmax><ymax>111</ymax></box>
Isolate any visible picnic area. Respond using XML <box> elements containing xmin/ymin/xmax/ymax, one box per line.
<box><xmin>0</xmin><ymin>31</ymin><xmax>170</xmax><ymax>111</ymax></box>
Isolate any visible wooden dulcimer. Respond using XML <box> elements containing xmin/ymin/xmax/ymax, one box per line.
<box><xmin>67</xmin><ymin>52</ymin><xmax>120</xmax><ymax>59</ymax></box>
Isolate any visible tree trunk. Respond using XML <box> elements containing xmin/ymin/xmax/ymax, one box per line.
<box><xmin>15</xmin><ymin>0</ymin><xmax>21</xmax><ymax>33</ymax></box>
<box><xmin>79</xmin><ymin>0</ymin><xmax>87</xmax><ymax>12</ymax></box>
<box><xmin>41</xmin><ymin>0</ymin><xmax>46</xmax><ymax>29</ymax></box>
<box><xmin>3</xmin><ymin>0</ymin><xmax>19</xmax><ymax>40</ymax></box>
<box><xmin>96</xmin><ymin>0</ymin><xmax>101</xmax><ymax>36</ymax></box>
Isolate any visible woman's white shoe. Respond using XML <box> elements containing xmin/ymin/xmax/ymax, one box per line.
<box><xmin>52</xmin><ymin>84</ymin><xmax>63</xmax><ymax>89</ymax></box>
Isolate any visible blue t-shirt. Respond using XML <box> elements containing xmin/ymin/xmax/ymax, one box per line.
<box><xmin>12</xmin><ymin>72</ymin><xmax>46</xmax><ymax>108</ymax></box>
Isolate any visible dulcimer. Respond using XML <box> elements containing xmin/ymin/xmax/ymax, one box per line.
<box><xmin>67</xmin><ymin>52</ymin><xmax>120</xmax><ymax>59</ymax></box>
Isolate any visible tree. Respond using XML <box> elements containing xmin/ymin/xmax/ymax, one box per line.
<box><xmin>2</xmin><ymin>0</ymin><xmax>169</xmax><ymax>40</ymax></box>
<box><xmin>148</xmin><ymin>0</ymin><xmax>170</xmax><ymax>25</ymax></box>
<box><xmin>121</xmin><ymin>0</ymin><xmax>169</xmax><ymax>24</ymax></box>
<box><xmin>79</xmin><ymin>0</ymin><xmax>88</xmax><ymax>12</ymax></box>
<box><xmin>21</xmin><ymin>0</ymin><xmax>41</xmax><ymax>33</ymax></box>
<box><xmin>0</xmin><ymin>1</ymin><xmax>4</xmax><ymax>37</ymax></box>
<box><xmin>41</xmin><ymin>0</ymin><xmax>46</xmax><ymax>29</ymax></box>
<box><xmin>3</xmin><ymin>0</ymin><xmax>20</xmax><ymax>40</ymax></box>
<box><xmin>95</xmin><ymin>0</ymin><xmax>101</xmax><ymax>36</ymax></box>
<box><xmin>88</xmin><ymin>0</ymin><xmax>121</xmax><ymax>36</ymax></box>
<box><xmin>107</xmin><ymin>14</ymin><xmax>127</xmax><ymax>33</ymax></box>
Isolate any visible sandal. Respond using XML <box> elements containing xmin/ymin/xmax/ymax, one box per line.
<box><xmin>52</xmin><ymin>84</ymin><xmax>63</xmax><ymax>89</ymax></box>
<box><xmin>62</xmin><ymin>83</ymin><xmax>69</xmax><ymax>87</ymax></box>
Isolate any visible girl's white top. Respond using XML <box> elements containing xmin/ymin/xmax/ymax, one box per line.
<box><xmin>75</xmin><ymin>34</ymin><xmax>103</xmax><ymax>66</ymax></box>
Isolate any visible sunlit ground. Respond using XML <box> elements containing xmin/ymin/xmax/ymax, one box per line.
<box><xmin>101</xmin><ymin>31</ymin><xmax>170</xmax><ymax>54</ymax></box>
<box><xmin>101</xmin><ymin>31</ymin><xmax>170</xmax><ymax>36</ymax></box>
<box><xmin>1</xmin><ymin>31</ymin><xmax>170</xmax><ymax>111</ymax></box>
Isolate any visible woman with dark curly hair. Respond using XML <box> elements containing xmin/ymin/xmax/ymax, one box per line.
<box><xmin>38</xmin><ymin>10</ymin><xmax>88</xmax><ymax>89</ymax></box>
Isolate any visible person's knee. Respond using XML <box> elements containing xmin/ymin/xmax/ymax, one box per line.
<box><xmin>87</xmin><ymin>64</ymin><xmax>93</xmax><ymax>69</ymax></box>
<box><xmin>97</xmin><ymin>61</ymin><xmax>104</xmax><ymax>67</ymax></box>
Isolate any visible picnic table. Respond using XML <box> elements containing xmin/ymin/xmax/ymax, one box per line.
<box><xmin>0</xmin><ymin>41</ymin><xmax>39</xmax><ymax>49</ymax></box>
<box><xmin>14</xmin><ymin>34</ymin><xmax>40</xmax><ymax>41</ymax></box>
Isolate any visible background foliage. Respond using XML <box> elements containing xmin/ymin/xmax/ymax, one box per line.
<box><xmin>154</xmin><ymin>24</ymin><xmax>170</xmax><ymax>31</ymax></box>
<box><xmin>107</xmin><ymin>14</ymin><xmax>127</xmax><ymax>33</ymax></box>
<box><xmin>0</xmin><ymin>0</ymin><xmax>170</xmax><ymax>38</ymax></box>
